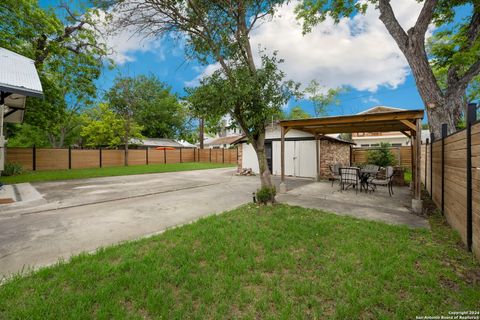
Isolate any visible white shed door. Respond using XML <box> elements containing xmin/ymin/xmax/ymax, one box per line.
<box><xmin>272</xmin><ymin>140</ymin><xmax>316</xmax><ymax>178</ymax></box>
<box><xmin>295</xmin><ymin>140</ymin><xmax>316</xmax><ymax>178</ymax></box>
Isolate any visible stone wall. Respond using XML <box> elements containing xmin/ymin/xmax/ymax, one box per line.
<box><xmin>319</xmin><ymin>140</ymin><xmax>351</xmax><ymax>179</ymax></box>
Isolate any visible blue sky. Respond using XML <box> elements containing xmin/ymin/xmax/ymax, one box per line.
<box><xmin>40</xmin><ymin>0</ymin><xmax>470</xmax><ymax>121</ymax></box>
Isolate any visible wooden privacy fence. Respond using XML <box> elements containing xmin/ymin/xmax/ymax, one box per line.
<box><xmin>420</xmin><ymin>103</ymin><xmax>480</xmax><ymax>259</ymax></box>
<box><xmin>6</xmin><ymin>147</ymin><xmax>238</xmax><ymax>171</ymax></box>
<box><xmin>352</xmin><ymin>146</ymin><xmax>412</xmax><ymax>169</ymax></box>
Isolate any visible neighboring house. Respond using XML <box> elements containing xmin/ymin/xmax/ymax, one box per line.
<box><xmin>130</xmin><ymin>138</ymin><xmax>194</xmax><ymax>149</ymax></box>
<box><xmin>204</xmin><ymin>135</ymin><xmax>244</xmax><ymax>149</ymax></box>
<box><xmin>200</xmin><ymin>115</ymin><xmax>244</xmax><ymax>148</ymax></box>
<box><xmin>351</xmin><ymin>106</ymin><xmax>430</xmax><ymax>146</ymax></box>
<box><xmin>236</xmin><ymin>122</ymin><xmax>354</xmax><ymax>179</ymax></box>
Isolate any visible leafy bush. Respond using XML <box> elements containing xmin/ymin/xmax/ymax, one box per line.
<box><xmin>1</xmin><ymin>162</ymin><xmax>23</xmax><ymax>176</ymax></box>
<box><xmin>367</xmin><ymin>142</ymin><xmax>396</xmax><ymax>167</ymax></box>
<box><xmin>256</xmin><ymin>186</ymin><xmax>276</xmax><ymax>205</ymax></box>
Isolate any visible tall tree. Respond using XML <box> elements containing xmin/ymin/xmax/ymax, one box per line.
<box><xmin>0</xmin><ymin>0</ymin><xmax>108</xmax><ymax>147</ymax></box>
<box><xmin>80</xmin><ymin>103</ymin><xmax>143</xmax><ymax>147</ymax></box>
<box><xmin>305</xmin><ymin>80</ymin><xmax>344</xmax><ymax>117</ymax></box>
<box><xmin>296</xmin><ymin>0</ymin><xmax>480</xmax><ymax>136</ymax></box>
<box><xmin>109</xmin><ymin>0</ymin><xmax>295</xmax><ymax>188</ymax></box>
<box><xmin>285</xmin><ymin>106</ymin><xmax>311</xmax><ymax>119</ymax></box>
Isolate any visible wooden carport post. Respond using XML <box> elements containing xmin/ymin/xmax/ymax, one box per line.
<box><xmin>315</xmin><ymin>134</ymin><xmax>321</xmax><ymax>181</ymax></box>
<box><xmin>412</xmin><ymin>119</ymin><xmax>423</xmax><ymax>214</ymax></box>
<box><xmin>279</xmin><ymin>125</ymin><xmax>287</xmax><ymax>193</ymax></box>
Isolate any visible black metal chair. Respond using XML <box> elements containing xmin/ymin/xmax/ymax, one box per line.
<box><xmin>339</xmin><ymin>167</ymin><xmax>360</xmax><ymax>194</ymax></box>
<box><xmin>370</xmin><ymin>166</ymin><xmax>395</xmax><ymax>196</ymax></box>
<box><xmin>329</xmin><ymin>163</ymin><xmax>342</xmax><ymax>187</ymax></box>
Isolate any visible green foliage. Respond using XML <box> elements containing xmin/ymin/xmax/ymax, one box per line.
<box><xmin>1</xmin><ymin>162</ymin><xmax>23</xmax><ymax>177</ymax></box>
<box><xmin>0</xmin><ymin>0</ymin><xmax>108</xmax><ymax>147</ymax></box>
<box><xmin>256</xmin><ymin>185</ymin><xmax>276</xmax><ymax>204</ymax></box>
<box><xmin>367</xmin><ymin>142</ymin><xmax>396</xmax><ymax>167</ymax></box>
<box><xmin>427</xmin><ymin>31</ymin><xmax>480</xmax><ymax>102</ymax></box>
<box><xmin>80</xmin><ymin>103</ymin><xmax>143</xmax><ymax>148</ymax></box>
<box><xmin>304</xmin><ymin>80</ymin><xmax>345</xmax><ymax>117</ymax></box>
<box><xmin>285</xmin><ymin>106</ymin><xmax>311</xmax><ymax>119</ymax></box>
<box><xmin>6</xmin><ymin>124</ymin><xmax>50</xmax><ymax>147</ymax></box>
<box><xmin>187</xmin><ymin>53</ymin><xmax>299</xmax><ymax>140</ymax></box>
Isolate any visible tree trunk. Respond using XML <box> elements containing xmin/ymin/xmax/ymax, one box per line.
<box><xmin>199</xmin><ymin>117</ymin><xmax>204</xmax><ymax>149</ymax></box>
<box><xmin>251</xmin><ymin>132</ymin><xmax>273</xmax><ymax>189</ymax></box>
<box><xmin>124</xmin><ymin>116</ymin><xmax>130</xmax><ymax>166</ymax></box>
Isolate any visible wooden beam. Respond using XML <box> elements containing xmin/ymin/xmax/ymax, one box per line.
<box><xmin>400</xmin><ymin>120</ymin><xmax>417</xmax><ymax>132</ymax></box>
<box><xmin>415</xmin><ymin>120</ymin><xmax>422</xmax><ymax>200</ymax></box>
<box><xmin>400</xmin><ymin>130</ymin><xmax>411</xmax><ymax>138</ymax></box>
<box><xmin>279</xmin><ymin>109</ymin><xmax>424</xmax><ymax>128</ymax></box>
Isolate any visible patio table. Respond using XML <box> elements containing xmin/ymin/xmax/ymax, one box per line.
<box><xmin>359</xmin><ymin>169</ymin><xmax>378</xmax><ymax>193</ymax></box>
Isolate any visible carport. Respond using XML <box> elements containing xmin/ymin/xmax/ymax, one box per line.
<box><xmin>278</xmin><ymin>109</ymin><xmax>425</xmax><ymax>212</ymax></box>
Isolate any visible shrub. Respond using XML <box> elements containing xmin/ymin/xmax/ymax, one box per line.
<box><xmin>367</xmin><ymin>142</ymin><xmax>396</xmax><ymax>167</ymax></box>
<box><xmin>256</xmin><ymin>186</ymin><xmax>276</xmax><ymax>205</ymax></box>
<box><xmin>1</xmin><ymin>162</ymin><xmax>23</xmax><ymax>176</ymax></box>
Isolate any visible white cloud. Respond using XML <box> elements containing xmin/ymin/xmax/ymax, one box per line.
<box><xmin>189</xmin><ymin>0</ymin><xmax>431</xmax><ymax>92</ymax></box>
<box><xmin>94</xmin><ymin>9</ymin><xmax>164</xmax><ymax>64</ymax></box>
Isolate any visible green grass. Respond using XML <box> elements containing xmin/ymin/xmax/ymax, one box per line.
<box><xmin>404</xmin><ymin>168</ymin><xmax>412</xmax><ymax>184</ymax></box>
<box><xmin>1</xmin><ymin>204</ymin><xmax>479</xmax><ymax>319</ymax></box>
<box><xmin>0</xmin><ymin>162</ymin><xmax>235</xmax><ymax>184</ymax></box>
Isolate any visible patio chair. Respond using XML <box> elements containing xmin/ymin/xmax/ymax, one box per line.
<box><xmin>370</xmin><ymin>166</ymin><xmax>395</xmax><ymax>196</ymax></box>
<box><xmin>329</xmin><ymin>163</ymin><xmax>342</xmax><ymax>187</ymax></box>
<box><xmin>339</xmin><ymin>167</ymin><xmax>360</xmax><ymax>194</ymax></box>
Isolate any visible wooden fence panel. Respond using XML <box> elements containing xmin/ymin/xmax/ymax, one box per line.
<box><xmin>147</xmin><ymin>149</ymin><xmax>165</xmax><ymax>164</ymax></box>
<box><xmin>36</xmin><ymin>149</ymin><xmax>69</xmax><ymax>170</ymax></box>
<box><xmin>72</xmin><ymin>150</ymin><xmax>100</xmax><ymax>169</ymax></box>
<box><xmin>128</xmin><ymin>150</ymin><xmax>146</xmax><ymax>166</ymax></box>
<box><xmin>352</xmin><ymin>146</ymin><xmax>412</xmax><ymax>169</ymax></box>
<box><xmin>182</xmin><ymin>149</ymin><xmax>195</xmax><ymax>162</ymax></box>
<box><xmin>102</xmin><ymin>150</ymin><xmax>125</xmax><ymax>167</ymax></box>
<box><xmin>165</xmin><ymin>149</ymin><xmax>180</xmax><ymax>163</ymax></box>
<box><xmin>473</xmin><ymin>122</ymin><xmax>480</xmax><ymax>258</ymax></box>
<box><xmin>6</xmin><ymin>148</ymin><xmax>33</xmax><ymax>170</ymax></box>
<box><xmin>198</xmin><ymin>149</ymin><xmax>210</xmax><ymax>162</ymax></box>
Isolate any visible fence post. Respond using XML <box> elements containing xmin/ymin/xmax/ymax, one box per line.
<box><xmin>146</xmin><ymin>147</ymin><xmax>149</xmax><ymax>165</ymax></box>
<box><xmin>466</xmin><ymin>103</ymin><xmax>477</xmax><ymax>251</ymax></box>
<box><xmin>99</xmin><ymin>147</ymin><xmax>102</xmax><ymax>168</ymax></box>
<box><xmin>430</xmin><ymin>133</ymin><xmax>434</xmax><ymax>199</ymax></box>
<box><xmin>424</xmin><ymin>139</ymin><xmax>428</xmax><ymax>188</ymax></box>
<box><xmin>180</xmin><ymin>147</ymin><xmax>183</xmax><ymax>163</ymax></box>
<box><xmin>68</xmin><ymin>146</ymin><xmax>72</xmax><ymax>170</ymax></box>
<box><xmin>209</xmin><ymin>148</ymin><xmax>212</xmax><ymax>162</ymax></box>
<box><xmin>32</xmin><ymin>144</ymin><xmax>36</xmax><ymax>171</ymax></box>
<box><xmin>441</xmin><ymin>123</ymin><xmax>447</xmax><ymax>215</ymax></box>
<box><xmin>236</xmin><ymin>147</ymin><xmax>239</xmax><ymax>163</ymax></box>
<box><xmin>222</xmin><ymin>148</ymin><xmax>225</xmax><ymax>163</ymax></box>
<box><xmin>164</xmin><ymin>148</ymin><xmax>167</xmax><ymax>164</ymax></box>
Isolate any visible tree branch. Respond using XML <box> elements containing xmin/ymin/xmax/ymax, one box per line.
<box><xmin>378</xmin><ymin>0</ymin><xmax>409</xmax><ymax>52</ymax></box>
<box><xmin>455</xmin><ymin>59</ymin><xmax>480</xmax><ymax>93</ymax></box>
<box><xmin>411</xmin><ymin>0</ymin><xmax>436</xmax><ymax>40</ymax></box>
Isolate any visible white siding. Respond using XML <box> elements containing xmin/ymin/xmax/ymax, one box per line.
<box><xmin>242</xmin><ymin>143</ymin><xmax>259</xmax><ymax>173</ymax></box>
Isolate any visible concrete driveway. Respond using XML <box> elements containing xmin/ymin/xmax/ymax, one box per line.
<box><xmin>0</xmin><ymin>168</ymin><xmax>312</xmax><ymax>278</ymax></box>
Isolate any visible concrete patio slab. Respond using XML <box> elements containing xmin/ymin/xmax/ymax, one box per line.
<box><xmin>277</xmin><ymin>181</ymin><xmax>428</xmax><ymax>228</ymax></box>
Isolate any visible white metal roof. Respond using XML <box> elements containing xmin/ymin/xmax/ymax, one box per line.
<box><xmin>0</xmin><ymin>48</ymin><xmax>43</xmax><ymax>98</ymax></box>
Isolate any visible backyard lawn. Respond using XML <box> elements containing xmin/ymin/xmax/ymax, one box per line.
<box><xmin>0</xmin><ymin>162</ymin><xmax>235</xmax><ymax>184</ymax></box>
<box><xmin>1</xmin><ymin>204</ymin><xmax>479</xmax><ymax>319</ymax></box>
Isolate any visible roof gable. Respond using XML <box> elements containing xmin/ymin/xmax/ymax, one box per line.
<box><xmin>357</xmin><ymin>106</ymin><xmax>406</xmax><ymax>115</ymax></box>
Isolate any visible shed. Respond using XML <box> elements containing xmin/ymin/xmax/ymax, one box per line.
<box><xmin>237</xmin><ymin>123</ymin><xmax>354</xmax><ymax>179</ymax></box>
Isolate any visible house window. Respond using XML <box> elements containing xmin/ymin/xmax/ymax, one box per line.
<box><xmin>361</xmin><ymin>144</ymin><xmax>369</xmax><ymax>147</ymax></box>
<box><xmin>370</xmin><ymin>144</ymin><xmax>379</xmax><ymax>147</ymax></box>
<box><xmin>391</xmin><ymin>143</ymin><xmax>402</xmax><ymax>147</ymax></box>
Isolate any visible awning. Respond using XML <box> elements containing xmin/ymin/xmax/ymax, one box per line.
<box><xmin>0</xmin><ymin>47</ymin><xmax>43</xmax><ymax>123</ymax></box>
